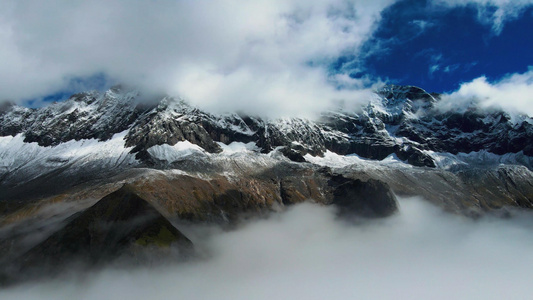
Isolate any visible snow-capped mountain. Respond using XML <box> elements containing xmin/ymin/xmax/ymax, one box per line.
<box><xmin>0</xmin><ymin>84</ymin><xmax>532</xmax><ymax>214</ymax></box>
<box><xmin>1</xmin><ymin>84</ymin><xmax>531</xmax><ymax>169</ymax></box>
<box><xmin>1</xmin><ymin>84</ymin><xmax>533</xmax><ymax>285</ymax></box>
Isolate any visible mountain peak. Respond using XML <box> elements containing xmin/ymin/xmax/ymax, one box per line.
<box><xmin>378</xmin><ymin>84</ymin><xmax>437</xmax><ymax>104</ymax></box>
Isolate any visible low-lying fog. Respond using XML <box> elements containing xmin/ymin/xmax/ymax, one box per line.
<box><xmin>2</xmin><ymin>197</ymin><xmax>533</xmax><ymax>299</ymax></box>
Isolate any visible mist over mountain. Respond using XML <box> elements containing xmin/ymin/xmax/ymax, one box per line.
<box><xmin>2</xmin><ymin>198</ymin><xmax>533</xmax><ymax>299</ymax></box>
<box><xmin>1</xmin><ymin>83</ymin><xmax>531</xmax><ymax>217</ymax></box>
<box><xmin>0</xmin><ymin>81</ymin><xmax>531</xmax><ymax>299</ymax></box>
<box><xmin>1</xmin><ymin>0</ymin><xmax>533</xmax><ymax>297</ymax></box>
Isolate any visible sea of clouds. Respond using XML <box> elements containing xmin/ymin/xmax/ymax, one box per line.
<box><xmin>2</xmin><ymin>196</ymin><xmax>533</xmax><ymax>300</ymax></box>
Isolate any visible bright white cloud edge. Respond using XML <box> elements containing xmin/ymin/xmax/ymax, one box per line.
<box><xmin>441</xmin><ymin>67</ymin><xmax>533</xmax><ymax>117</ymax></box>
<box><xmin>0</xmin><ymin>0</ymin><xmax>395</xmax><ymax>118</ymax></box>
<box><xmin>0</xmin><ymin>0</ymin><xmax>532</xmax><ymax>118</ymax></box>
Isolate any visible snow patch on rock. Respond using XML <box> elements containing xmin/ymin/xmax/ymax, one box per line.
<box><xmin>0</xmin><ymin>131</ymin><xmax>136</xmax><ymax>184</ymax></box>
<box><xmin>217</xmin><ymin>142</ymin><xmax>260</xmax><ymax>155</ymax></box>
<box><xmin>147</xmin><ymin>141</ymin><xmax>207</xmax><ymax>163</ymax></box>
<box><xmin>426</xmin><ymin>150</ymin><xmax>533</xmax><ymax>170</ymax></box>
<box><xmin>304</xmin><ymin>151</ymin><xmax>411</xmax><ymax>169</ymax></box>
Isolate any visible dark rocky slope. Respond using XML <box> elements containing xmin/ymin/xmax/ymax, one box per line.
<box><xmin>340</xmin><ymin>164</ymin><xmax>533</xmax><ymax>215</ymax></box>
<box><xmin>0</xmin><ymin>186</ymin><xmax>192</xmax><ymax>285</ymax></box>
<box><xmin>0</xmin><ymin>163</ymin><xmax>399</xmax><ymax>285</ymax></box>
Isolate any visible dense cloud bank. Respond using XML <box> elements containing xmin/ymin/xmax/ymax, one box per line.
<box><xmin>1</xmin><ymin>1</ymin><xmax>532</xmax><ymax>117</ymax></box>
<box><xmin>0</xmin><ymin>0</ymin><xmax>395</xmax><ymax>117</ymax></box>
<box><xmin>2</xmin><ymin>197</ymin><xmax>533</xmax><ymax>300</ymax></box>
<box><xmin>439</xmin><ymin>68</ymin><xmax>533</xmax><ymax>116</ymax></box>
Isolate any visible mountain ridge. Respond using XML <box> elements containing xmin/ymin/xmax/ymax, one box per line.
<box><xmin>1</xmin><ymin>84</ymin><xmax>531</xmax><ymax>170</ymax></box>
<box><xmin>1</xmin><ymin>84</ymin><xmax>532</xmax><ymax>283</ymax></box>
<box><xmin>0</xmin><ymin>84</ymin><xmax>532</xmax><ymax>218</ymax></box>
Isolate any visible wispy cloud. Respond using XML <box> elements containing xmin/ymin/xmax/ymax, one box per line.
<box><xmin>429</xmin><ymin>64</ymin><xmax>440</xmax><ymax>75</ymax></box>
<box><xmin>433</xmin><ymin>0</ymin><xmax>533</xmax><ymax>34</ymax></box>
<box><xmin>0</xmin><ymin>0</ymin><xmax>396</xmax><ymax>118</ymax></box>
<box><xmin>427</xmin><ymin>53</ymin><xmax>444</xmax><ymax>76</ymax></box>
<box><xmin>410</xmin><ymin>19</ymin><xmax>435</xmax><ymax>33</ymax></box>
<box><xmin>442</xmin><ymin>64</ymin><xmax>460</xmax><ymax>73</ymax></box>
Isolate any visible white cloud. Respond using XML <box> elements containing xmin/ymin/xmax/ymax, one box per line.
<box><xmin>427</xmin><ymin>53</ymin><xmax>443</xmax><ymax>76</ymax></box>
<box><xmin>0</xmin><ymin>0</ymin><xmax>396</xmax><ymax>118</ymax></box>
<box><xmin>443</xmin><ymin>64</ymin><xmax>460</xmax><ymax>73</ymax></box>
<box><xmin>2</xmin><ymin>197</ymin><xmax>533</xmax><ymax>299</ymax></box>
<box><xmin>410</xmin><ymin>19</ymin><xmax>436</xmax><ymax>35</ymax></box>
<box><xmin>433</xmin><ymin>0</ymin><xmax>533</xmax><ymax>34</ymax></box>
<box><xmin>429</xmin><ymin>64</ymin><xmax>440</xmax><ymax>75</ymax></box>
<box><xmin>439</xmin><ymin>67</ymin><xmax>533</xmax><ymax>116</ymax></box>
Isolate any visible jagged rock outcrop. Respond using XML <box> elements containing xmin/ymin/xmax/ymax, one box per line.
<box><xmin>327</xmin><ymin>176</ymin><xmax>397</xmax><ymax>218</ymax></box>
<box><xmin>0</xmin><ymin>87</ymin><xmax>148</xmax><ymax>146</ymax></box>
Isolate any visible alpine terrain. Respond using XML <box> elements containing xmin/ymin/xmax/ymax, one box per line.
<box><xmin>0</xmin><ymin>84</ymin><xmax>532</xmax><ymax>285</ymax></box>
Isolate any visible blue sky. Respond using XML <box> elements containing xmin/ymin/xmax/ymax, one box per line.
<box><xmin>0</xmin><ymin>0</ymin><xmax>532</xmax><ymax>116</ymax></box>
<box><xmin>355</xmin><ymin>0</ymin><xmax>533</xmax><ymax>93</ymax></box>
